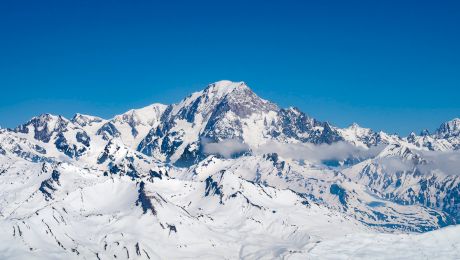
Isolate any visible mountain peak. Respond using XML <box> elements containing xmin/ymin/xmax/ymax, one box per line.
<box><xmin>446</xmin><ymin>118</ymin><xmax>460</xmax><ymax>126</ymax></box>
<box><xmin>436</xmin><ymin>118</ymin><xmax>460</xmax><ymax>138</ymax></box>
<box><xmin>344</xmin><ymin>122</ymin><xmax>373</xmax><ymax>134</ymax></box>
<box><xmin>35</xmin><ymin>113</ymin><xmax>61</xmax><ymax>120</ymax></box>
<box><xmin>170</xmin><ymin>80</ymin><xmax>271</xmax><ymax>119</ymax></box>
<box><xmin>210</xmin><ymin>80</ymin><xmax>246</xmax><ymax>88</ymax></box>
<box><xmin>28</xmin><ymin>113</ymin><xmax>69</xmax><ymax>127</ymax></box>
<box><xmin>349</xmin><ymin>122</ymin><xmax>361</xmax><ymax>129</ymax></box>
<box><xmin>203</xmin><ymin>80</ymin><xmax>249</xmax><ymax>99</ymax></box>
<box><xmin>13</xmin><ymin>113</ymin><xmax>70</xmax><ymax>143</ymax></box>
<box><xmin>113</xmin><ymin>103</ymin><xmax>167</xmax><ymax>127</ymax></box>
<box><xmin>72</xmin><ymin>113</ymin><xmax>104</xmax><ymax>127</ymax></box>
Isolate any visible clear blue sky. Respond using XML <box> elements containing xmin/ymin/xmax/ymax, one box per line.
<box><xmin>0</xmin><ymin>0</ymin><xmax>459</xmax><ymax>135</ymax></box>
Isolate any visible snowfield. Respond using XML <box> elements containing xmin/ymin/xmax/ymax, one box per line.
<box><xmin>1</xmin><ymin>80</ymin><xmax>460</xmax><ymax>259</ymax></box>
<box><xmin>307</xmin><ymin>225</ymin><xmax>460</xmax><ymax>260</ymax></box>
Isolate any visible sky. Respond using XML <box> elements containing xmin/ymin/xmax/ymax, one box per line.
<box><xmin>0</xmin><ymin>0</ymin><xmax>459</xmax><ymax>135</ymax></box>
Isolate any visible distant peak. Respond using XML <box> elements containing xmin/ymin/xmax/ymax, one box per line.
<box><xmin>420</xmin><ymin>129</ymin><xmax>430</xmax><ymax>136</ymax></box>
<box><xmin>119</xmin><ymin>103</ymin><xmax>167</xmax><ymax>116</ymax></box>
<box><xmin>36</xmin><ymin>113</ymin><xmax>55</xmax><ymax>118</ymax></box>
<box><xmin>447</xmin><ymin>118</ymin><xmax>460</xmax><ymax>124</ymax></box>
<box><xmin>440</xmin><ymin>118</ymin><xmax>460</xmax><ymax>126</ymax></box>
<box><xmin>346</xmin><ymin>123</ymin><xmax>372</xmax><ymax>132</ymax></box>
<box><xmin>349</xmin><ymin>122</ymin><xmax>361</xmax><ymax>129</ymax></box>
<box><xmin>72</xmin><ymin>113</ymin><xmax>102</xmax><ymax>120</ymax></box>
<box><xmin>112</xmin><ymin>102</ymin><xmax>167</xmax><ymax>126</ymax></box>
<box><xmin>32</xmin><ymin>113</ymin><xmax>66</xmax><ymax>122</ymax></box>
<box><xmin>436</xmin><ymin>118</ymin><xmax>460</xmax><ymax>138</ymax></box>
<box><xmin>72</xmin><ymin>113</ymin><xmax>104</xmax><ymax>126</ymax></box>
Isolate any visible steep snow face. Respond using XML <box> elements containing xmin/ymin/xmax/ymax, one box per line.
<box><xmin>1</xmin><ymin>80</ymin><xmax>460</xmax><ymax>258</ymax></box>
<box><xmin>106</xmin><ymin>103</ymin><xmax>167</xmax><ymax>148</ymax></box>
<box><xmin>90</xmin><ymin>103</ymin><xmax>167</xmax><ymax>149</ymax></box>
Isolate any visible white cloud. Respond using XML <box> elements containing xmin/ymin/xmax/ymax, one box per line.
<box><xmin>418</xmin><ymin>150</ymin><xmax>460</xmax><ymax>176</ymax></box>
<box><xmin>202</xmin><ymin>139</ymin><xmax>460</xmax><ymax>176</ymax></box>
<box><xmin>202</xmin><ymin>139</ymin><xmax>249</xmax><ymax>158</ymax></box>
<box><xmin>203</xmin><ymin>139</ymin><xmax>383</xmax><ymax>163</ymax></box>
<box><xmin>254</xmin><ymin>141</ymin><xmax>383</xmax><ymax>163</ymax></box>
<box><xmin>375</xmin><ymin>150</ymin><xmax>460</xmax><ymax>176</ymax></box>
<box><xmin>377</xmin><ymin>157</ymin><xmax>414</xmax><ymax>173</ymax></box>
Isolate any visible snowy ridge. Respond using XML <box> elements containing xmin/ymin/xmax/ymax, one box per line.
<box><xmin>1</xmin><ymin>80</ymin><xmax>460</xmax><ymax>259</ymax></box>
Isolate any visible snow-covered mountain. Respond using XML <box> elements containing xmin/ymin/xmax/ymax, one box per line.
<box><xmin>1</xmin><ymin>80</ymin><xmax>460</xmax><ymax>259</ymax></box>
<box><xmin>137</xmin><ymin>81</ymin><xmax>343</xmax><ymax>166</ymax></box>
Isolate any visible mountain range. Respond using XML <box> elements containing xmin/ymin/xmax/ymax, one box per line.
<box><xmin>1</xmin><ymin>80</ymin><xmax>460</xmax><ymax>259</ymax></box>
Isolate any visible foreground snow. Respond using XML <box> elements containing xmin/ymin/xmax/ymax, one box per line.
<box><xmin>0</xmin><ymin>155</ymin><xmax>458</xmax><ymax>259</ymax></box>
<box><xmin>307</xmin><ymin>225</ymin><xmax>460</xmax><ymax>259</ymax></box>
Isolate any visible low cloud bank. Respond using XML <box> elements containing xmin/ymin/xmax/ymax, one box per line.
<box><xmin>377</xmin><ymin>157</ymin><xmax>414</xmax><ymax>173</ymax></box>
<box><xmin>254</xmin><ymin>141</ymin><xmax>383</xmax><ymax>163</ymax></box>
<box><xmin>202</xmin><ymin>139</ymin><xmax>460</xmax><ymax>176</ymax></box>
<box><xmin>202</xmin><ymin>139</ymin><xmax>383</xmax><ymax>162</ymax></box>
<box><xmin>418</xmin><ymin>150</ymin><xmax>460</xmax><ymax>176</ymax></box>
<box><xmin>377</xmin><ymin>150</ymin><xmax>460</xmax><ymax>176</ymax></box>
<box><xmin>202</xmin><ymin>139</ymin><xmax>249</xmax><ymax>158</ymax></box>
